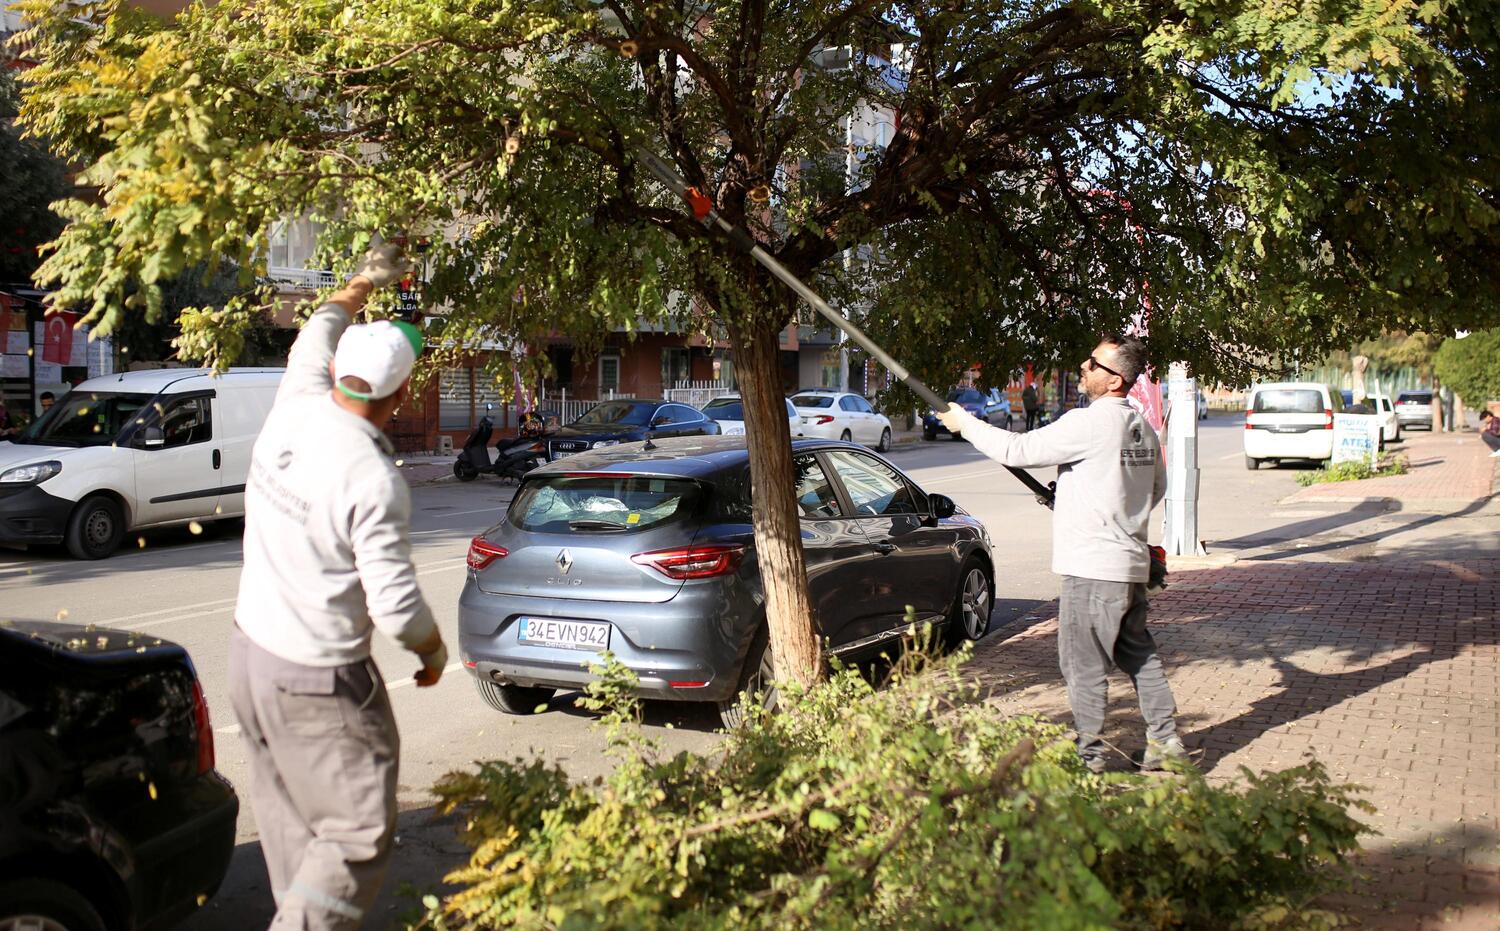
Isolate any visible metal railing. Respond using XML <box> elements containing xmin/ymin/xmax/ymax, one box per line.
<box><xmin>267</xmin><ymin>266</ymin><xmax>338</xmax><ymax>290</ymax></box>
<box><xmin>535</xmin><ymin>391</ymin><xmax>631</xmax><ymax>425</ymax></box>
<box><xmin>664</xmin><ymin>380</ymin><xmax>736</xmax><ymax>408</ymax></box>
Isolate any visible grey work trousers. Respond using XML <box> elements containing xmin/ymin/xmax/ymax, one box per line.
<box><xmin>1057</xmin><ymin>576</ymin><xmax>1178</xmax><ymax>764</ymax></box>
<box><xmin>229</xmin><ymin>626</ymin><xmax>399</xmax><ymax>930</ymax></box>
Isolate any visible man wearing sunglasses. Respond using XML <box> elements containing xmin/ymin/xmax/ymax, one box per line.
<box><xmin>937</xmin><ymin>335</ymin><xmax>1186</xmax><ymax>773</ymax></box>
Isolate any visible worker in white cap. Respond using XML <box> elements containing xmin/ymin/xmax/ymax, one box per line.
<box><xmin>227</xmin><ymin>239</ymin><xmax>446</xmax><ymax>930</ymax></box>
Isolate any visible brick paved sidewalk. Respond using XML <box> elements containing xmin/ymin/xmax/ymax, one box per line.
<box><xmin>968</xmin><ymin>559</ymin><xmax>1500</xmax><ymax>929</ymax></box>
<box><xmin>1288</xmin><ymin>432</ymin><xmax>1497</xmax><ymax>506</ymax></box>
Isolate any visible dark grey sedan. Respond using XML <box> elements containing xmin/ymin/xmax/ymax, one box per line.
<box><xmin>458</xmin><ymin>436</ymin><xmax>995</xmax><ymax>728</ymax></box>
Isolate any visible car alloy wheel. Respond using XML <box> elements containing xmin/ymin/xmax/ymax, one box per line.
<box><xmin>877</xmin><ymin>428</ymin><xmax>891</xmax><ymax>452</ymax></box>
<box><xmin>946</xmin><ymin>562</ymin><xmax>992</xmax><ymax>646</ymax></box>
<box><xmin>840</xmin><ymin>429</ymin><xmax>852</xmax><ymax>442</ymax></box>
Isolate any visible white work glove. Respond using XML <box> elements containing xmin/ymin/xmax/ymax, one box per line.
<box><xmin>413</xmin><ymin>640</ymin><xmax>447</xmax><ymax>687</ymax></box>
<box><xmin>936</xmin><ymin>405</ymin><xmax>978</xmax><ymax>434</ymax></box>
<box><xmin>352</xmin><ymin>235</ymin><xmax>413</xmax><ymax>290</ymax></box>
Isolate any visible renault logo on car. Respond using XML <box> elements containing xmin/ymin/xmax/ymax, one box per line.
<box><xmin>555</xmin><ymin>549</ymin><xmax>573</xmax><ymax>575</ymax></box>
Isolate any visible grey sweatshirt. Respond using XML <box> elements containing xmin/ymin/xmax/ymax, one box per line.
<box><xmin>950</xmin><ymin>397</ymin><xmax>1165</xmax><ymax>583</ymax></box>
<box><xmin>235</xmin><ymin>304</ymin><xmax>437</xmax><ymax>666</ymax></box>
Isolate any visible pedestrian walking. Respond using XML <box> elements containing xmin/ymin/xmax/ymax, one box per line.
<box><xmin>937</xmin><ymin>335</ymin><xmax>1187</xmax><ymax>773</ymax></box>
<box><xmin>228</xmin><ymin>238</ymin><xmax>448</xmax><ymax>930</ymax></box>
<box><xmin>1480</xmin><ymin>410</ymin><xmax>1500</xmax><ymax>457</ymax></box>
<box><xmin>1022</xmin><ymin>382</ymin><xmax>1039</xmax><ymax>431</ymax></box>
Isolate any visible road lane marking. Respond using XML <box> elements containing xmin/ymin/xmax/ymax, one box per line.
<box><xmin>53</xmin><ymin>557</ymin><xmax>467</xmax><ymax>632</ymax></box>
<box><xmin>214</xmin><ymin>661</ymin><xmax>465</xmax><ymax>735</ymax></box>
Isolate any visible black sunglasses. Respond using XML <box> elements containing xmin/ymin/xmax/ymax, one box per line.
<box><xmin>1086</xmin><ymin>355</ymin><xmax>1122</xmax><ymax>379</ymax></box>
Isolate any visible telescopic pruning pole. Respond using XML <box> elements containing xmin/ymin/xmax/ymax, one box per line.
<box><xmin>635</xmin><ymin>148</ymin><xmax>1055</xmax><ymax>508</ymax></box>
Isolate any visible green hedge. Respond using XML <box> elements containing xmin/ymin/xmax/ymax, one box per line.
<box><xmin>419</xmin><ymin>651</ymin><xmax>1371</xmax><ymax>930</ymax></box>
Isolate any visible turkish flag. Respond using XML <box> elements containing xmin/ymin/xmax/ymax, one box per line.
<box><xmin>43</xmin><ymin>311</ymin><xmax>78</xmax><ymax>365</ymax></box>
<box><xmin>1128</xmin><ymin>373</ymin><xmax>1165</xmax><ymax>434</ymax></box>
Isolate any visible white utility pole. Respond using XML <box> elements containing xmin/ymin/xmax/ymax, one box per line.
<box><xmin>1163</xmin><ymin>362</ymin><xmax>1207</xmax><ymax>556</ymax></box>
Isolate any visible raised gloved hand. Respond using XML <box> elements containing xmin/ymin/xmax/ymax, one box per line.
<box><xmin>936</xmin><ymin>404</ymin><xmax>978</xmax><ymax>434</ymax></box>
<box><xmin>352</xmin><ymin>235</ymin><xmax>413</xmax><ymax>290</ymax></box>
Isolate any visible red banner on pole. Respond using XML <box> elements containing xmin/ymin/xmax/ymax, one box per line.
<box><xmin>42</xmin><ymin>311</ymin><xmax>78</xmax><ymax>365</ymax></box>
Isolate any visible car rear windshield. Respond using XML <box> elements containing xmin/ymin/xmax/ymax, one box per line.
<box><xmin>1252</xmin><ymin>389</ymin><xmax>1325</xmax><ymax>414</ymax></box>
<box><xmin>947</xmin><ymin>389</ymin><xmax>985</xmax><ymax>405</ymax></box>
<box><xmin>791</xmin><ymin>394</ymin><xmax>835</xmax><ymax>409</ymax></box>
<box><xmin>702</xmin><ymin>399</ymin><xmax>745</xmax><ymax>420</ymax></box>
<box><xmin>509</xmin><ymin>475</ymin><xmax>701</xmax><ymax>533</ymax></box>
<box><xmin>1398</xmin><ymin>392</ymin><xmax>1432</xmax><ymax>403</ymax></box>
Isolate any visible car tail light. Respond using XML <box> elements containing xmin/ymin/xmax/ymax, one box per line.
<box><xmin>632</xmin><ymin>543</ymin><xmax>746</xmax><ymax>580</ymax></box>
<box><xmin>669</xmin><ymin>680</ymin><xmax>711</xmax><ymax>689</ymax></box>
<box><xmin>813</xmin><ymin>415</ymin><xmax>835</xmax><ymax>425</ymax></box>
<box><xmin>191</xmin><ymin>678</ymin><xmax>214</xmax><ymax>775</ymax></box>
<box><xmin>467</xmin><ymin>537</ymin><xmax>509</xmax><ymax>570</ymax></box>
<box><xmin>1323</xmin><ymin>408</ymin><xmax>1334</xmax><ymax>429</ymax></box>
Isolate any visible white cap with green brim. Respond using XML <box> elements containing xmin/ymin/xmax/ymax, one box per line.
<box><xmin>332</xmin><ymin>320</ymin><xmax>424</xmax><ymax>401</ymax></box>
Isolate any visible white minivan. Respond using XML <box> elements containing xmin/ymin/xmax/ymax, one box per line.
<box><xmin>0</xmin><ymin>368</ymin><xmax>283</xmax><ymax>558</ymax></box>
<box><xmin>1243</xmin><ymin>381</ymin><xmax>1344</xmax><ymax>470</ymax></box>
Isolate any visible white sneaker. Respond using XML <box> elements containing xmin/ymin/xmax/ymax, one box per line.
<box><xmin>1490</xmin><ymin>449</ymin><xmax>1500</xmax><ymax>458</ymax></box>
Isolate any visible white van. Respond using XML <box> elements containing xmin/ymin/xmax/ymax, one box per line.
<box><xmin>1243</xmin><ymin>381</ymin><xmax>1344</xmax><ymax>470</ymax></box>
<box><xmin>0</xmin><ymin>368</ymin><xmax>283</xmax><ymax>558</ymax></box>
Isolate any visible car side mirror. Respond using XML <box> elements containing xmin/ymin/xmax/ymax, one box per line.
<box><xmin>929</xmin><ymin>493</ymin><xmax>956</xmax><ymax>520</ymax></box>
<box><xmin>139</xmin><ymin>426</ymin><xmax>165</xmax><ymax>449</ymax></box>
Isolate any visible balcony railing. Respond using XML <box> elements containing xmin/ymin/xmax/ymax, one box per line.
<box><xmin>267</xmin><ymin>266</ymin><xmax>337</xmax><ymax>290</ymax></box>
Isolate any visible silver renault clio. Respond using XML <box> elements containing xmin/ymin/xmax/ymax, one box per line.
<box><xmin>458</xmin><ymin>436</ymin><xmax>994</xmax><ymax>728</ymax></box>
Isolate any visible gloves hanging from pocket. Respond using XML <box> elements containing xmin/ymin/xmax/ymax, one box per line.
<box><xmin>1146</xmin><ymin>545</ymin><xmax>1169</xmax><ymax>596</ymax></box>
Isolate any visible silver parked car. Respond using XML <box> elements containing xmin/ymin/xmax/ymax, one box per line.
<box><xmin>458</xmin><ymin>436</ymin><xmax>995</xmax><ymax>728</ymax></box>
<box><xmin>1394</xmin><ymin>391</ymin><xmax>1434</xmax><ymax>430</ymax></box>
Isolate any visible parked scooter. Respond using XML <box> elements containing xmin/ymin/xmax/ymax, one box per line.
<box><xmin>453</xmin><ymin>406</ymin><xmax>547</xmax><ymax>483</ymax></box>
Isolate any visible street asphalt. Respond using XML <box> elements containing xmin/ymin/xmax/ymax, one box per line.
<box><xmin>4</xmin><ymin>413</ymin><xmax>1425</xmax><ymax>928</ymax></box>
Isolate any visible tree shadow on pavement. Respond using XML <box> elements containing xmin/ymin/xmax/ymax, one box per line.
<box><xmin>178</xmin><ymin>804</ymin><xmax>468</xmax><ymax>931</ymax></box>
<box><xmin>1187</xmin><ymin>648</ymin><xmax>1449</xmax><ymax>769</ymax></box>
<box><xmin>1240</xmin><ymin>496</ymin><xmax>1491</xmax><ymax>563</ymax></box>
<box><xmin>965</xmin><ymin>559</ymin><xmax>1500</xmax><ymax>773</ymax></box>
<box><xmin>1324</xmin><ymin>821</ymin><xmax>1500</xmax><ymax>928</ymax></box>
<box><xmin>1210</xmin><ymin>498</ymin><xmax>1394</xmax><ymax>554</ymax></box>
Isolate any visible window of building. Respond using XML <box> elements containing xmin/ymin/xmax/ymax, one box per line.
<box><xmin>661</xmin><ymin>347</ymin><xmax>691</xmax><ymax>390</ymax></box>
<box><xmin>599</xmin><ymin>353</ymin><xmax>621</xmax><ymax>394</ymax></box>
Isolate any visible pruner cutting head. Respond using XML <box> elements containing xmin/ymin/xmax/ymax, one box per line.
<box><xmin>683</xmin><ymin>187</ymin><xmax>713</xmax><ymax>221</ymax></box>
<box><xmin>637</xmin><ymin>147</ymin><xmax>714</xmax><ymax>220</ymax></box>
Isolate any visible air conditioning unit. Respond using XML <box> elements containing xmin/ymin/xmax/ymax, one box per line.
<box><xmin>435</xmin><ymin>435</ymin><xmax>454</xmax><ymax>454</ymax></box>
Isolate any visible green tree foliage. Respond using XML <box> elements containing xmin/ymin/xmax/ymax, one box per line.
<box><xmin>422</xmin><ymin>652</ymin><xmax>1371</xmax><ymax>929</ymax></box>
<box><xmin>1433</xmin><ymin>329</ymin><xmax>1500</xmax><ymax>408</ymax></box>
<box><xmin>0</xmin><ymin>67</ymin><xmax>68</xmax><ymax>285</ymax></box>
<box><xmin>13</xmin><ymin>0</ymin><xmax>1498</xmax><ymax>680</ymax></box>
<box><xmin>111</xmin><ymin>262</ymin><xmax>285</xmax><ymax>364</ymax></box>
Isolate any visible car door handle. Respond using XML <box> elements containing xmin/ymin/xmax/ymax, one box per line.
<box><xmin>872</xmin><ymin>542</ymin><xmax>897</xmax><ymax>555</ymax></box>
<box><xmin>212</xmin><ymin>449</ymin><xmax>221</xmax><ymax>469</ymax></box>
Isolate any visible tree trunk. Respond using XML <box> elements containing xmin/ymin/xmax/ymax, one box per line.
<box><xmin>733</xmin><ymin>318</ymin><xmax>823</xmax><ymax>687</ymax></box>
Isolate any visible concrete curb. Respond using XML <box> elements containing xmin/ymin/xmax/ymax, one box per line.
<box><xmin>1165</xmin><ymin>553</ymin><xmax>1239</xmax><ymax>571</ymax></box>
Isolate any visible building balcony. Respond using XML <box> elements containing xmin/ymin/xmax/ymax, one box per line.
<box><xmin>267</xmin><ymin>266</ymin><xmax>337</xmax><ymax>291</ymax></box>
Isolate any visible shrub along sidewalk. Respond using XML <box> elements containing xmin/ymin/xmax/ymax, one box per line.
<box><xmin>420</xmin><ymin>650</ymin><xmax>1371</xmax><ymax>930</ymax></box>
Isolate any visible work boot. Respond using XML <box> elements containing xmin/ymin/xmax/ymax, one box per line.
<box><xmin>1140</xmin><ymin>735</ymin><xmax>1191</xmax><ymax>772</ymax></box>
<box><xmin>1082</xmin><ymin>754</ymin><xmax>1109</xmax><ymax>775</ymax></box>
